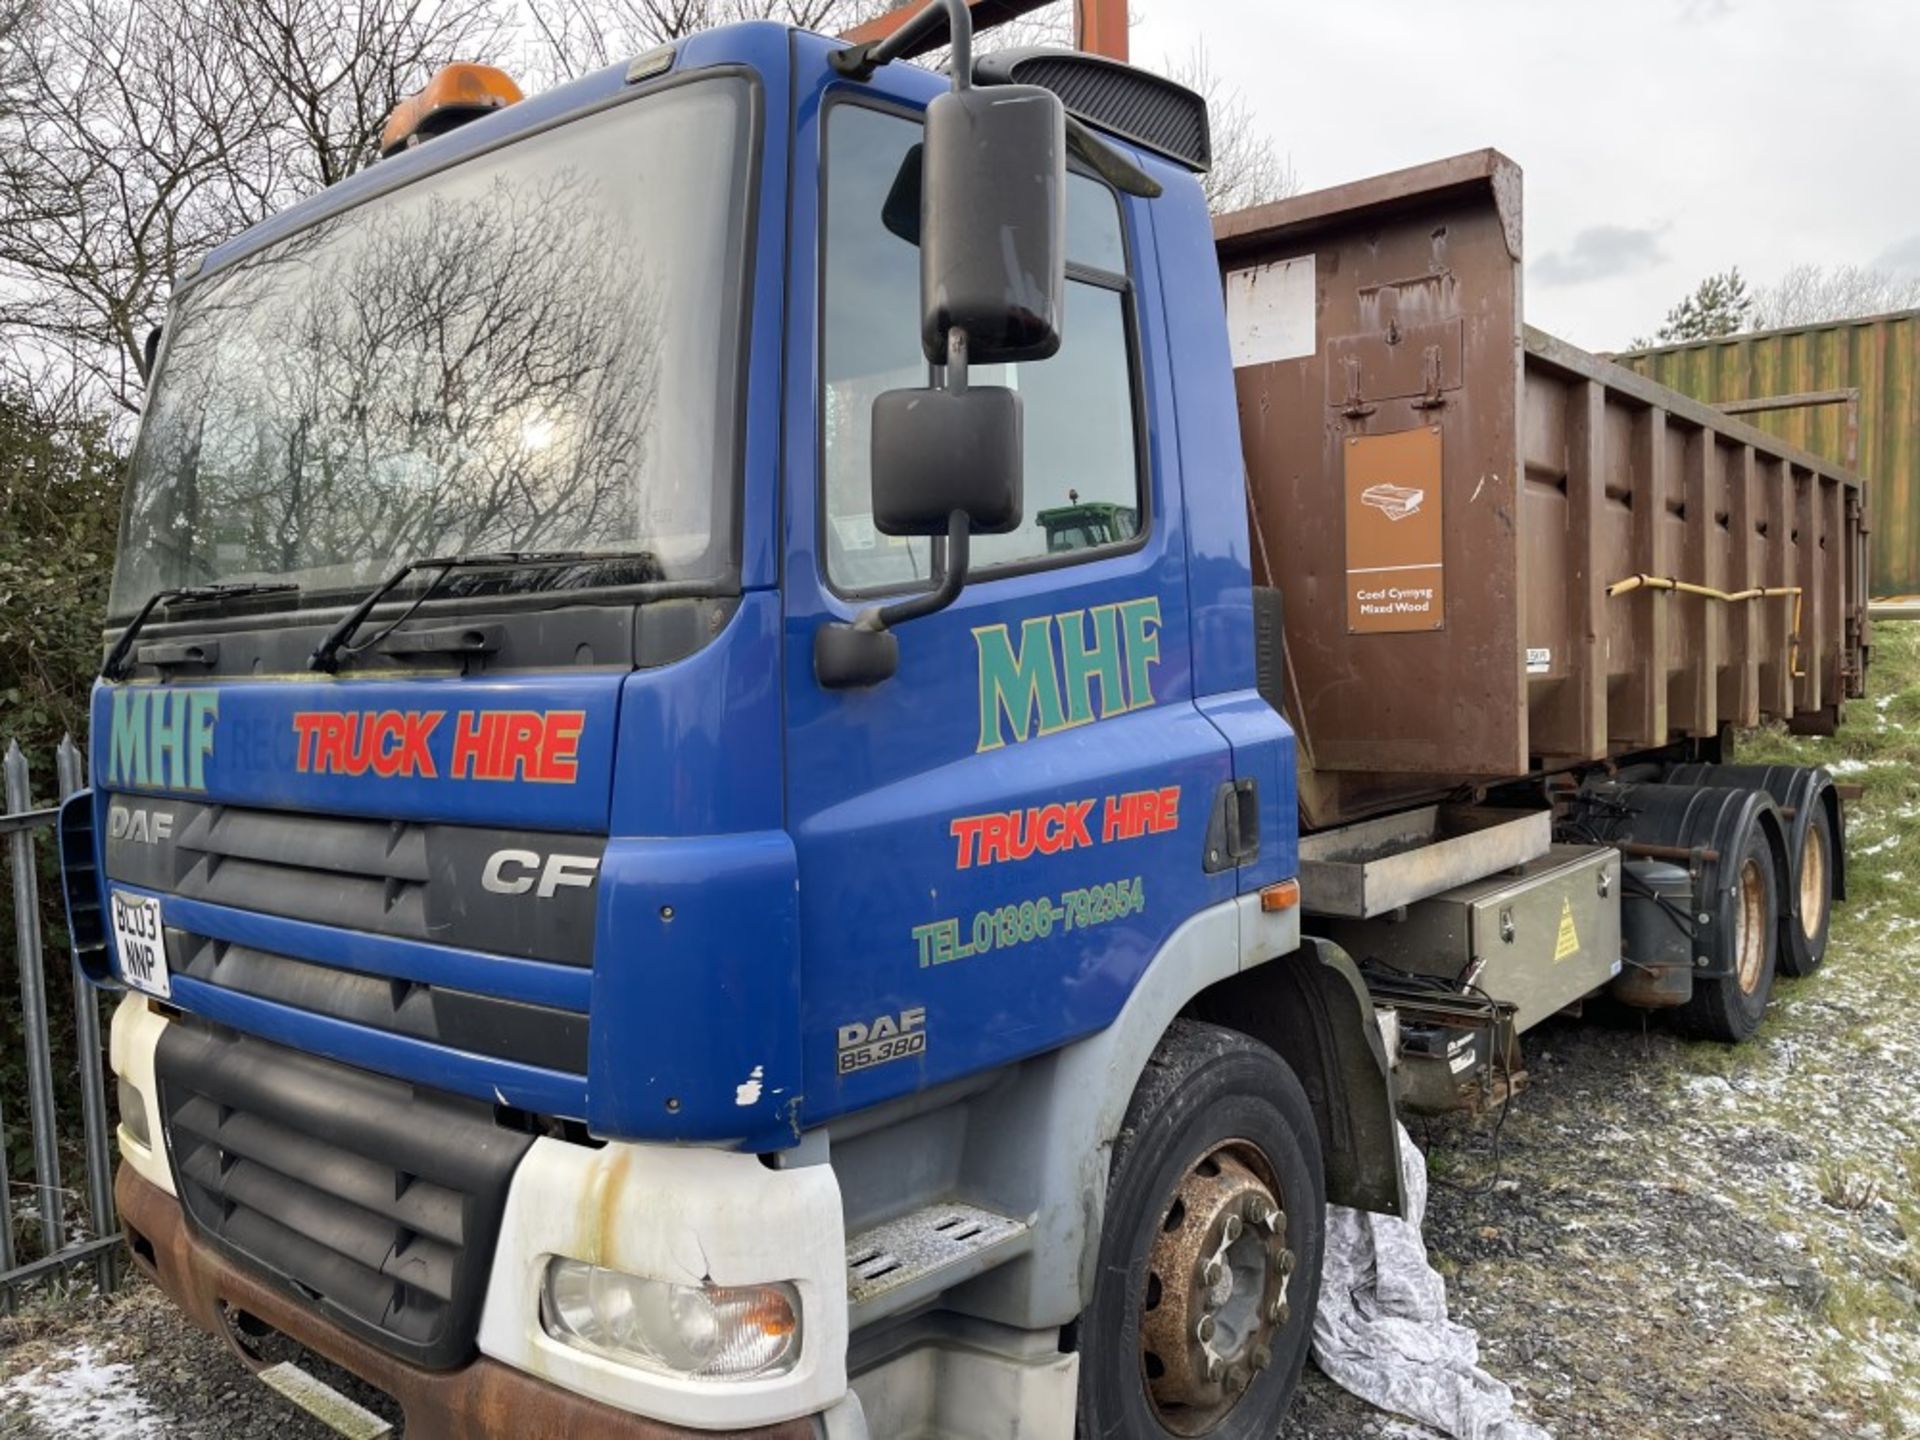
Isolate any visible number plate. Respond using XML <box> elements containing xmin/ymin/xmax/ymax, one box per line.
<box><xmin>109</xmin><ymin>890</ymin><xmax>171</xmax><ymax>999</ymax></box>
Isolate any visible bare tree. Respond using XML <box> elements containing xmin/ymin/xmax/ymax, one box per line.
<box><xmin>1752</xmin><ymin>263</ymin><xmax>1920</xmax><ymax>330</ymax></box>
<box><xmin>0</xmin><ymin>0</ymin><xmax>505</xmax><ymax>414</ymax></box>
<box><xmin>1</xmin><ymin>0</ymin><xmax>1279</xmax><ymax>418</ymax></box>
<box><xmin>213</xmin><ymin>0</ymin><xmax>510</xmax><ymax>189</ymax></box>
<box><xmin>1164</xmin><ymin>41</ymin><xmax>1295</xmax><ymax>215</ymax></box>
<box><xmin>0</xmin><ymin>0</ymin><xmax>268</xmax><ymax>411</ymax></box>
<box><xmin>520</xmin><ymin>0</ymin><xmax>1081</xmax><ymax>85</ymax></box>
<box><xmin>523</xmin><ymin>0</ymin><xmax>893</xmax><ymax>81</ymax></box>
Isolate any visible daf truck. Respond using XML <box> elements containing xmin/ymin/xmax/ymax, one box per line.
<box><xmin>61</xmin><ymin>3</ymin><xmax>1866</xmax><ymax>1436</ymax></box>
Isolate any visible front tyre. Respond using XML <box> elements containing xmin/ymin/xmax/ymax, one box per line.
<box><xmin>1076</xmin><ymin>1021</ymin><xmax>1325</xmax><ymax>1440</ymax></box>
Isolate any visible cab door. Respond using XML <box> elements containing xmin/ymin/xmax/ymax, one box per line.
<box><xmin>781</xmin><ymin>41</ymin><xmax>1236</xmax><ymax>1125</ymax></box>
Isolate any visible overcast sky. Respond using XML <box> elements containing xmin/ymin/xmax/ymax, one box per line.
<box><xmin>1132</xmin><ymin>0</ymin><xmax>1920</xmax><ymax>353</ymax></box>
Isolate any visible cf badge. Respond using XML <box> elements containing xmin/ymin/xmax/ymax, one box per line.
<box><xmin>481</xmin><ymin>849</ymin><xmax>600</xmax><ymax>898</ymax></box>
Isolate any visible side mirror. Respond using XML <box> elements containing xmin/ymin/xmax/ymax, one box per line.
<box><xmin>871</xmin><ymin>386</ymin><xmax>1021</xmax><ymax>538</ymax></box>
<box><xmin>815</xmin><ymin>0</ymin><xmax>1069</xmax><ymax>692</ymax></box>
<box><xmin>918</xmin><ymin>84</ymin><xmax>1067</xmax><ymax>367</ymax></box>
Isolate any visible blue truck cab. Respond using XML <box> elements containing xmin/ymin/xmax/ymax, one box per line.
<box><xmin>64</xmin><ymin>13</ymin><xmax>1404</xmax><ymax>1438</ymax></box>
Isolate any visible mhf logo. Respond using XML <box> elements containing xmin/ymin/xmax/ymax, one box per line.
<box><xmin>973</xmin><ymin>597</ymin><xmax>1162</xmax><ymax>753</ymax></box>
<box><xmin>108</xmin><ymin>689</ymin><xmax>218</xmax><ymax>792</ymax></box>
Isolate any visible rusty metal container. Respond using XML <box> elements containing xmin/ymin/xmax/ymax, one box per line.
<box><xmin>1616</xmin><ymin>312</ymin><xmax>1920</xmax><ymax>598</ymax></box>
<box><xmin>1216</xmin><ymin>151</ymin><xmax>1870</xmax><ymax>831</ymax></box>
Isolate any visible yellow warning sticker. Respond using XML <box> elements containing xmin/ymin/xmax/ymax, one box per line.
<box><xmin>1553</xmin><ymin>898</ymin><xmax>1581</xmax><ymax>962</ymax></box>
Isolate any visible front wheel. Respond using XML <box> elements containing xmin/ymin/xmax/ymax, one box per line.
<box><xmin>1076</xmin><ymin>1021</ymin><xmax>1325</xmax><ymax>1439</ymax></box>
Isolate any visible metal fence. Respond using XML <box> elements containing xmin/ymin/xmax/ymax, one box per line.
<box><xmin>2</xmin><ymin>734</ymin><xmax>119</xmax><ymax>1305</ymax></box>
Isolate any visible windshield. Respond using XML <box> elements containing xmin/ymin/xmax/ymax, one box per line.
<box><xmin>109</xmin><ymin>76</ymin><xmax>755</xmax><ymax>618</ymax></box>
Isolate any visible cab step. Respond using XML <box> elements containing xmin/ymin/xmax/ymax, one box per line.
<box><xmin>847</xmin><ymin>1202</ymin><xmax>1031</xmax><ymax>1326</ymax></box>
<box><xmin>257</xmin><ymin>1361</ymin><xmax>392</xmax><ymax>1439</ymax></box>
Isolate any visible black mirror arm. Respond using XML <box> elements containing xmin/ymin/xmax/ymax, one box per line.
<box><xmin>818</xmin><ymin>509</ymin><xmax>969</xmax><ymax>688</ymax></box>
<box><xmin>860</xmin><ymin>509</ymin><xmax>971</xmax><ymax>633</ymax></box>
<box><xmin>830</xmin><ymin>0</ymin><xmax>973</xmax><ymax>81</ymax></box>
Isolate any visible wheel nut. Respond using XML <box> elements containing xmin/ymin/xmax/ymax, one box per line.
<box><xmin>1223</xmin><ymin>1215</ymin><xmax>1243</xmax><ymax>1243</ymax></box>
<box><xmin>1273</xmin><ymin>1247</ymin><xmax>1296</xmax><ymax>1276</ymax></box>
<box><xmin>1202</xmin><ymin>1258</ymin><xmax>1223</xmax><ymax>1288</ymax></box>
<box><xmin>1268</xmin><ymin>1295</ymin><xmax>1290</xmax><ymax>1325</ymax></box>
<box><xmin>1252</xmin><ymin>1343</ymin><xmax>1273</xmax><ymax>1372</ymax></box>
<box><xmin>1194</xmin><ymin>1314</ymin><xmax>1216</xmax><ymax>1344</ymax></box>
<box><xmin>1205</xmin><ymin>1353</ymin><xmax>1226</xmax><ymax>1383</ymax></box>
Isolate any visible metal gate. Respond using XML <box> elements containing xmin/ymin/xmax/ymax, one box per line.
<box><xmin>2</xmin><ymin>734</ymin><xmax>119</xmax><ymax>1304</ymax></box>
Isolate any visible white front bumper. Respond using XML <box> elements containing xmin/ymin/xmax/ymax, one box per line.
<box><xmin>477</xmin><ymin>1135</ymin><xmax>850</xmax><ymax>1431</ymax></box>
<box><xmin>109</xmin><ymin>993</ymin><xmax>852</xmax><ymax>1432</ymax></box>
<box><xmin>109</xmin><ymin>993</ymin><xmax>176</xmax><ymax>1197</ymax></box>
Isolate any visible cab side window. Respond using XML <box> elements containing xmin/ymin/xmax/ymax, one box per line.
<box><xmin>822</xmin><ymin>104</ymin><xmax>1142</xmax><ymax>592</ymax></box>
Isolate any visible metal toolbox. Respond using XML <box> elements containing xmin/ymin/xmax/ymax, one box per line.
<box><xmin>1298</xmin><ymin>806</ymin><xmax>1552</xmax><ymax>919</ymax></box>
<box><xmin>1319</xmin><ymin>844</ymin><xmax>1623</xmax><ymax>1033</ymax></box>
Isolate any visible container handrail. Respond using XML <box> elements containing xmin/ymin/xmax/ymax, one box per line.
<box><xmin>1605</xmin><ymin>574</ymin><xmax>1805</xmax><ymax>678</ymax></box>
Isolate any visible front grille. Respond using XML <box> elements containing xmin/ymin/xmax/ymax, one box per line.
<box><xmin>166</xmin><ymin>931</ymin><xmax>589</xmax><ymax>1072</ymax></box>
<box><xmin>105</xmin><ymin>797</ymin><xmax>603</xmax><ymax>967</ymax></box>
<box><xmin>158</xmin><ymin>1019</ymin><xmax>536</xmax><ymax>1370</ymax></box>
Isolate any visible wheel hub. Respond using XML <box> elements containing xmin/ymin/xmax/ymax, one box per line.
<box><xmin>1799</xmin><ymin>826</ymin><xmax>1827</xmax><ymax>941</ymax></box>
<box><xmin>1139</xmin><ymin>1144</ymin><xmax>1294</xmax><ymax>1434</ymax></box>
<box><xmin>1735</xmin><ymin>854</ymin><xmax>1768</xmax><ymax>993</ymax></box>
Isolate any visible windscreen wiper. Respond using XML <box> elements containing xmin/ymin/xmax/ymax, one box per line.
<box><xmin>103</xmin><ymin>582</ymin><xmax>300</xmax><ymax>681</ymax></box>
<box><xmin>307</xmin><ymin>549</ymin><xmax>656</xmax><ymax>674</ymax></box>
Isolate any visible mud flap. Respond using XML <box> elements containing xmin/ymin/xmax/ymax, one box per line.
<box><xmin>1189</xmin><ymin>936</ymin><xmax>1405</xmax><ymax>1216</ymax></box>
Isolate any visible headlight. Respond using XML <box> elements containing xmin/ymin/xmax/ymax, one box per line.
<box><xmin>539</xmin><ymin>1259</ymin><xmax>800</xmax><ymax>1380</ymax></box>
<box><xmin>118</xmin><ymin>1075</ymin><xmax>151</xmax><ymax>1149</ymax></box>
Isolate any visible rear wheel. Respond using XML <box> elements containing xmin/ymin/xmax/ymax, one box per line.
<box><xmin>1075</xmin><ymin>1021</ymin><xmax>1324</xmax><ymax>1440</ymax></box>
<box><xmin>1780</xmin><ymin>803</ymin><xmax>1835</xmax><ymax>977</ymax></box>
<box><xmin>1676</xmin><ymin>826</ymin><xmax>1779</xmax><ymax>1042</ymax></box>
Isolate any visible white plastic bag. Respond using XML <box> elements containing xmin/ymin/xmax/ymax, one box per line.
<box><xmin>1313</xmin><ymin>1125</ymin><xmax>1552</xmax><ymax>1440</ymax></box>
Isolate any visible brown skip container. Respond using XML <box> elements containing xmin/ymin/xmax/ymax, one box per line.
<box><xmin>1215</xmin><ymin>150</ymin><xmax>1870</xmax><ymax>832</ymax></box>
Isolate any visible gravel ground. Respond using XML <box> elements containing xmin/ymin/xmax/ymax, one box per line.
<box><xmin>6</xmin><ymin>629</ymin><xmax>1918</xmax><ymax>1439</ymax></box>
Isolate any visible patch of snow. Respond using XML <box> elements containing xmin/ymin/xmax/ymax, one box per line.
<box><xmin>0</xmin><ymin>1344</ymin><xmax>167</xmax><ymax>1439</ymax></box>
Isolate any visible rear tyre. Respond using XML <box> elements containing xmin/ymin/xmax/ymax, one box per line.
<box><xmin>1676</xmin><ymin>825</ymin><xmax>1779</xmax><ymax>1043</ymax></box>
<box><xmin>1075</xmin><ymin>1021</ymin><xmax>1324</xmax><ymax>1440</ymax></box>
<box><xmin>1779</xmin><ymin>801</ymin><xmax>1835</xmax><ymax>978</ymax></box>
